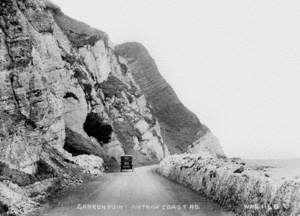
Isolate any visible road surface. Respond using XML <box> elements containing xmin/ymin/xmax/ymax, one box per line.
<box><xmin>39</xmin><ymin>166</ymin><xmax>233</xmax><ymax>216</ymax></box>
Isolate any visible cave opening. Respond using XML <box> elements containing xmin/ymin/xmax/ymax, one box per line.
<box><xmin>83</xmin><ymin>112</ymin><xmax>113</xmax><ymax>145</ymax></box>
<box><xmin>63</xmin><ymin>92</ymin><xmax>79</xmax><ymax>101</ymax></box>
<box><xmin>35</xmin><ymin>160</ymin><xmax>56</xmax><ymax>180</ymax></box>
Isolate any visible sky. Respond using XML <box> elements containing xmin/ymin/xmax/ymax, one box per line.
<box><xmin>52</xmin><ymin>0</ymin><xmax>300</xmax><ymax>159</ymax></box>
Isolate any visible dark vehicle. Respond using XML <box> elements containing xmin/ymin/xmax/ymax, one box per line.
<box><xmin>120</xmin><ymin>155</ymin><xmax>133</xmax><ymax>172</ymax></box>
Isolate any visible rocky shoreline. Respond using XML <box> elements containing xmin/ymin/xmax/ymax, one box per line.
<box><xmin>157</xmin><ymin>153</ymin><xmax>300</xmax><ymax>216</ymax></box>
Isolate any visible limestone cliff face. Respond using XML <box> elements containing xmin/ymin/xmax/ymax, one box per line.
<box><xmin>0</xmin><ymin>0</ymin><xmax>169</xmax><ymax>215</ymax></box>
<box><xmin>0</xmin><ymin>1</ymin><xmax>169</xmax><ymax>213</ymax></box>
<box><xmin>0</xmin><ymin>0</ymin><xmax>168</xmax><ymax>172</ymax></box>
<box><xmin>0</xmin><ymin>0</ymin><xmax>224</xmax><ymax>214</ymax></box>
<box><xmin>116</xmin><ymin>42</ymin><xmax>224</xmax><ymax>156</ymax></box>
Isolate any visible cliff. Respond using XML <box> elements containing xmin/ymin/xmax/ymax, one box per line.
<box><xmin>0</xmin><ymin>0</ymin><xmax>223</xmax><ymax>215</ymax></box>
<box><xmin>116</xmin><ymin>42</ymin><xmax>224</xmax><ymax>156</ymax></box>
<box><xmin>0</xmin><ymin>0</ymin><xmax>169</xmax><ymax>214</ymax></box>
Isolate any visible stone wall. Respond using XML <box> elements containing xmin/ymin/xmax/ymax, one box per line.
<box><xmin>157</xmin><ymin>153</ymin><xmax>300</xmax><ymax>216</ymax></box>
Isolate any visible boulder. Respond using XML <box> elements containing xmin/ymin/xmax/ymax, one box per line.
<box><xmin>72</xmin><ymin>155</ymin><xmax>104</xmax><ymax>176</ymax></box>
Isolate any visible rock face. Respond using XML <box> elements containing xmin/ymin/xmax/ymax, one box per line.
<box><xmin>187</xmin><ymin>131</ymin><xmax>224</xmax><ymax>156</ymax></box>
<box><xmin>0</xmin><ymin>0</ymin><xmax>168</xmax><ymax>173</ymax></box>
<box><xmin>116</xmin><ymin>42</ymin><xmax>224</xmax><ymax>156</ymax></box>
<box><xmin>157</xmin><ymin>153</ymin><xmax>300</xmax><ymax>216</ymax></box>
<box><xmin>0</xmin><ymin>0</ymin><xmax>168</xmax><ymax>214</ymax></box>
<box><xmin>0</xmin><ymin>0</ymin><xmax>224</xmax><ymax>214</ymax></box>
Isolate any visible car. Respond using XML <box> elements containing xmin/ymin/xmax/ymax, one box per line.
<box><xmin>120</xmin><ymin>155</ymin><xmax>133</xmax><ymax>172</ymax></box>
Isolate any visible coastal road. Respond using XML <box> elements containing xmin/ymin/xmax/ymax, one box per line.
<box><xmin>40</xmin><ymin>166</ymin><xmax>233</xmax><ymax>216</ymax></box>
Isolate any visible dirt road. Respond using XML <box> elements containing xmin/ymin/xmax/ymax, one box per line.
<box><xmin>40</xmin><ymin>166</ymin><xmax>233</xmax><ymax>216</ymax></box>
